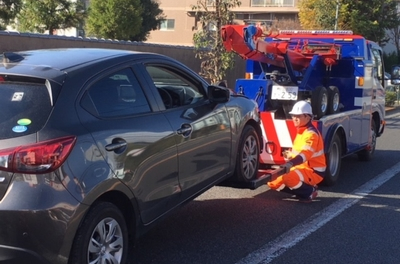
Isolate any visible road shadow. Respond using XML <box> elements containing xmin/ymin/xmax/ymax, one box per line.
<box><xmin>129</xmin><ymin>148</ymin><xmax>400</xmax><ymax>264</ymax></box>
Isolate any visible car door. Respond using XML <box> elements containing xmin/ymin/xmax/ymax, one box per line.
<box><xmin>136</xmin><ymin>60</ymin><xmax>232</xmax><ymax>199</ymax></box>
<box><xmin>78</xmin><ymin>66</ymin><xmax>180</xmax><ymax>224</ymax></box>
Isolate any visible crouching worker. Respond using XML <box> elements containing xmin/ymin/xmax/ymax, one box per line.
<box><xmin>267</xmin><ymin>101</ymin><xmax>326</xmax><ymax>202</ymax></box>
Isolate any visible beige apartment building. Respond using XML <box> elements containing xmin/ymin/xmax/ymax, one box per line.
<box><xmin>146</xmin><ymin>0</ymin><xmax>300</xmax><ymax>46</ymax></box>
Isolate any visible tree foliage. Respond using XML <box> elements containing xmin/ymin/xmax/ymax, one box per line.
<box><xmin>131</xmin><ymin>0</ymin><xmax>164</xmax><ymax>41</ymax></box>
<box><xmin>192</xmin><ymin>0</ymin><xmax>241</xmax><ymax>84</ymax></box>
<box><xmin>387</xmin><ymin>28</ymin><xmax>400</xmax><ymax>63</ymax></box>
<box><xmin>383</xmin><ymin>51</ymin><xmax>400</xmax><ymax>71</ymax></box>
<box><xmin>86</xmin><ymin>0</ymin><xmax>164</xmax><ymax>41</ymax></box>
<box><xmin>343</xmin><ymin>0</ymin><xmax>400</xmax><ymax>46</ymax></box>
<box><xmin>85</xmin><ymin>0</ymin><xmax>142</xmax><ymax>40</ymax></box>
<box><xmin>298</xmin><ymin>0</ymin><xmax>348</xmax><ymax>30</ymax></box>
<box><xmin>17</xmin><ymin>0</ymin><xmax>86</xmax><ymax>35</ymax></box>
<box><xmin>299</xmin><ymin>0</ymin><xmax>400</xmax><ymax>45</ymax></box>
<box><xmin>0</xmin><ymin>0</ymin><xmax>22</xmax><ymax>30</ymax></box>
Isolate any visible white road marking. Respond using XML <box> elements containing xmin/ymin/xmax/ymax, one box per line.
<box><xmin>235</xmin><ymin>162</ymin><xmax>400</xmax><ymax>264</ymax></box>
<box><xmin>386</xmin><ymin>111</ymin><xmax>400</xmax><ymax>119</ymax></box>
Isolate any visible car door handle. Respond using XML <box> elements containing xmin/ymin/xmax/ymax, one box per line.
<box><xmin>177</xmin><ymin>127</ymin><xmax>192</xmax><ymax>134</ymax></box>
<box><xmin>176</xmin><ymin>125</ymin><xmax>192</xmax><ymax>136</ymax></box>
<box><xmin>105</xmin><ymin>142</ymin><xmax>127</xmax><ymax>151</ymax></box>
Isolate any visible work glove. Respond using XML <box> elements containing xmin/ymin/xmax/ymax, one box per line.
<box><xmin>282</xmin><ymin>150</ymin><xmax>292</xmax><ymax>160</ymax></box>
<box><xmin>280</xmin><ymin>162</ymin><xmax>293</xmax><ymax>174</ymax></box>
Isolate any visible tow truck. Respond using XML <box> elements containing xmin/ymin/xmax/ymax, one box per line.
<box><xmin>221</xmin><ymin>25</ymin><xmax>386</xmax><ymax>187</ymax></box>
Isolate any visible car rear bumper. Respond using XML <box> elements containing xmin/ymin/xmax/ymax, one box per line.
<box><xmin>0</xmin><ymin>173</ymin><xmax>81</xmax><ymax>264</ymax></box>
<box><xmin>0</xmin><ymin>245</ymin><xmax>52</xmax><ymax>264</ymax></box>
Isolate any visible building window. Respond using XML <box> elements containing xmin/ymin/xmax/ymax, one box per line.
<box><xmin>207</xmin><ymin>0</ymin><xmax>215</xmax><ymax>6</ymax></box>
<box><xmin>251</xmin><ymin>0</ymin><xmax>295</xmax><ymax>7</ymax></box>
<box><xmin>160</xmin><ymin>19</ymin><xmax>175</xmax><ymax>31</ymax></box>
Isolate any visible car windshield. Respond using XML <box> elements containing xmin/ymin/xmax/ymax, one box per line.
<box><xmin>0</xmin><ymin>80</ymin><xmax>52</xmax><ymax>139</ymax></box>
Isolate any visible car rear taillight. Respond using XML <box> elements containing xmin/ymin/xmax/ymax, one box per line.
<box><xmin>0</xmin><ymin>136</ymin><xmax>76</xmax><ymax>174</ymax></box>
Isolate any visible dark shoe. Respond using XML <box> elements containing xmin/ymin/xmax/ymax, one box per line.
<box><xmin>298</xmin><ymin>186</ymin><xmax>318</xmax><ymax>203</ymax></box>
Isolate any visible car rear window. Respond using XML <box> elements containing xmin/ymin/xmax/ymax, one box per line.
<box><xmin>0</xmin><ymin>81</ymin><xmax>52</xmax><ymax>139</ymax></box>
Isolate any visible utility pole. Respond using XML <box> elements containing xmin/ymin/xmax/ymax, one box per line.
<box><xmin>334</xmin><ymin>0</ymin><xmax>340</xmax><ymax>30</ymax></box>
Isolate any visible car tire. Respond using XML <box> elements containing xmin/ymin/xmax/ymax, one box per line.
<box><xmin>69</xmin><ymin>202</ymin><xmax>128</xmax><ymax>264</ymax></box>
<box><xmin>322</xmin><ymin>133</ymin><xmax>342</xmax><ymax>186</ymax></box>
<box><xmin>311</xmin><ymin>86</ymin><xmax>328</xmax><ymax>119</ymax></box>
<box><xmin>327</xmin><ymin>86</ymin><xmax>340</xmax><ymax>114</ymax></box>
<box><xmin>357</xmin><ymin>121</ymin><xmax>377</xmax><ymax>161</ymax></box>
<box><xmin>234</xmin><ymin>125</ymin><xmax>260</xmax><ymax>182</ymax></box>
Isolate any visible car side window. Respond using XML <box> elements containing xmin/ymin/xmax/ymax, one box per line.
<box><xmin>371</xmin><ymin>48</ymin><xmax>383</xmax><ymax>81</ymax></box>
<box><xmin>83</xmin><ymin>68</ymin><xmax>151</xmax><ymax>117</ymax></box>
<box><xmin>145</xmin><ymin>65</ymin><xmax>205</xmax><ymax>109</ymax></box>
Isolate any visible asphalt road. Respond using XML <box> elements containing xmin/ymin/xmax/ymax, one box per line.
<box><xmin>131</xmin><ymin>109</ymin><xmax>400</xmax><ymax>264</ymax></box>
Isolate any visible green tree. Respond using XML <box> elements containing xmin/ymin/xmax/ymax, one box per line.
<box><xmin>85</xmin><ymin>0</ymin><xmax>142</xmax><ymax>40</ymax></box>
<box><xmin>298</xmin><ymin>0</ymin><xmax>348</xmax><ymax>30</ymax></box>
<box><xmin>130</xmin><ymin>0</ymin><xmax>164</xmax><ymax>41</ymax></box>
<box><xmin>17</xmin><ymin>0</ymin><xmax>86</xmax><ymax>35</ymax></box>
<box><xmin>86</xmin><ymin>0</ymin><xmax>163</xmax><ymax>41</ymax></box>
<box><xmin>387</xmin><ymin>28</ymin><xmax>400</xmax><ymax>64</ymax></box>
<box><xmin>192</xmin><ymin>0</ymin><xmax>241</xmax><ymax>84</ymax></box>
<box><xmin>383</xmin><ymin>51</ymin><xmax>399</xmax><ymax>71</ymax></box>
<box><xmin>299</xmin><ymin>0</ymin><xmax>400</xmax><ymax>45</ymax></box>
<box><xmin>342</xmin><ymin>0</ymin><xmax>400</xmax><ymax>46</ymax></box>
<box><xmin>0</xmin><ymin>0</ymin><xmax>22</xmax><ymax>30</ymax></box>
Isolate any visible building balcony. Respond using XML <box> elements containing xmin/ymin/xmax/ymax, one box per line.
<box><xmin>187</xmin><ymin>0</ymin><xmax>298</xmax><ymax>15</ymax></box>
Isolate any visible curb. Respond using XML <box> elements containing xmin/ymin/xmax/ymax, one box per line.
<box><xmin>386</xmin><ymin>106</ymin><xmax>399</xmax><ymax>112</ymax></box>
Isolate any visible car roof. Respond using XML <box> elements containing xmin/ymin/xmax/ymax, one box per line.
<box><xmin>0</xmin><ymin>48</ymin><xmax>165</xmax><ymax>82</ymax></box>
<box><xmin>2</xmin><ymin>48</ymin><xmax>146</xmax><ymax>70</ymax></box>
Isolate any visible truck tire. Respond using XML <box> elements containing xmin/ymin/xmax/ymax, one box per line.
<box><xmin>357</xmin><ymin>121</ymin><xmax>377</xmax><ymax>161</ymax></box>
<box><xmin>327</xmin><ymin>86</ymin><xmax>340</xmax><ymax>114</ymax></box>
<box><xmin>323</xmin><ymin>134</ymin><xmax>342</xmax><ymax>186</ymax></box>
<box><xmin>69</xmin><ymin>202</ymin><xmax>128</xmax><ymax>264</ymax></box>
<box><xmin>311</xmin><ymin>86</ymin><xmax>328</xmax><ymax>119</ymax></box>
<box><xmin>234</xmin><ymin>125</ymin><xmax>260</xmax><ymax>182</ymax></box>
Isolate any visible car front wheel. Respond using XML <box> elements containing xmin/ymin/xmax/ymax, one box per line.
<box><xmin>234</xmin><ymin>125</ymin><xmax>260</xmax><ymax>182</ymax></box>
<box><xmin>69</xmin><ymin>202</ymin><xmax>128</xmax><ymax>264</ymax></box>
<box><xmin>357</xmin><ymin>121</ymin><xmax>377</xmax><ymax>161</ymax></box>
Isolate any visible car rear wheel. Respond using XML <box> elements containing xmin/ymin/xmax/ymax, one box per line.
<box><xmin>311</xmin><ymin>86</ymin><xmax>328</xmax><ymax>119</ymax></box>
<box><xmin>322</xmin><ymin>133</ymin><xmax>342</xmax><ymax>186</ymax></box>
<box><xmin>69</xmin><ymin>202</ymin><xmax>128</xmax><ymax>264</ymax></box>
<box><xmin>327</xmin><ymin>86</ymin><xmax>340</xmax><ymax>114</ymax></box>
<box><xmin>234</xmin><ymin>125</ymin><xmax>260</xmax><ymax>182</ymax></box>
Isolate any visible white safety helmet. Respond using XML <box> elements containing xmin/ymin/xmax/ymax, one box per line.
<box><xmin>289</xmin><ymin>101</ymin><xmax>313</xmax><ymax>116</ymax></box>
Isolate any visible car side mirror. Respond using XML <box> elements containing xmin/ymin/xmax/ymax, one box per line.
<box><xmin>391</xmin><ymin>66</ymin><xmax>400</xmax><ymax>79</ymax></box>
<box><xmin>213</xmin><ymin>80</ymin><xmax>228</xmax><ymax>88</ymax></box>
<box><xmin>208</xmin><ymin>85</ymin><xmax>230</xmax><ymax>103</ymax></box>
<box><xmin>391</xmin><ymin>66</ymin><xmax>400</xmax><ymax>85</ymax></box>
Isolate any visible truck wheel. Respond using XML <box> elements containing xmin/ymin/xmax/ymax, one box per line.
<box><xmin>327</xmin><ymin>86</ymin><xmax>340</xmax><ymax>114</ymax></box>
<box><xmin>311</xmin><ymin>86</ymin><xmax>328</xmax><ymax>119</ymax></box>
<box><xmin>234</xmin><ymin>125</ymin><xmax>260</xmax><ymax>182</ymax></box>
<box><xmin>69</xmin><ymin>202</ymin><xmax>128</xmax><ymax>264</ymax></box>
<box><xmin>323</xmin><ymin>134</ymin><xmax>342</xmax><ymax>186</ymax></box>
<box><xmin>357</xmin><ymin>121</ymin><xmax>377</xmax><ymax>161</ymax></box>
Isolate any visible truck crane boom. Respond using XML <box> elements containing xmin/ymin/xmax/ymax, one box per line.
<box><xmin>221</xmin><ymin>25</ymin><xmax>344</xmax><ymax>71</ymax></box>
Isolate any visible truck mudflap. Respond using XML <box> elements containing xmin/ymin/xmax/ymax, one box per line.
<box><xmin>218</xmin><ymin>166</ymin><xmax>285</xmax><ymax>190</ymax></box>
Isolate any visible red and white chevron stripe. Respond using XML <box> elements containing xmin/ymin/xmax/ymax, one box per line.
<box><xmin>259</xmin><ymin>112</ymin><xmax>321</xmax><ymax>165</ymax></box>
<box><xmin>259</xmin><ymin>112</ymin><xmax>296</xmax><ymax>164</ymax></box>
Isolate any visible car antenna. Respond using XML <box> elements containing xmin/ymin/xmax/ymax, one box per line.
<box><xmin>3</xmin><ymin>52</ymin><xmax>24</xmax><ymax>63</ymax></box>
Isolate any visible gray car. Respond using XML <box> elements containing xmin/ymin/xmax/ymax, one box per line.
<box><xmin>0</xmin><ymin>48</ymin><xmax>262</xmax><ymax>264</ymax></box>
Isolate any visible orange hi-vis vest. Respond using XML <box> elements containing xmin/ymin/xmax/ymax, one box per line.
<box><xmin>289</xmin><ymin>122</ymin><xmax>326</xmax><ymax>177</ymax></box>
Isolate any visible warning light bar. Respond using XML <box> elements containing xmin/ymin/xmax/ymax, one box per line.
<box><xmin>279</xmin><ymin>30</ymin><xmax>354</xmax><ymax>35</ymax></box>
